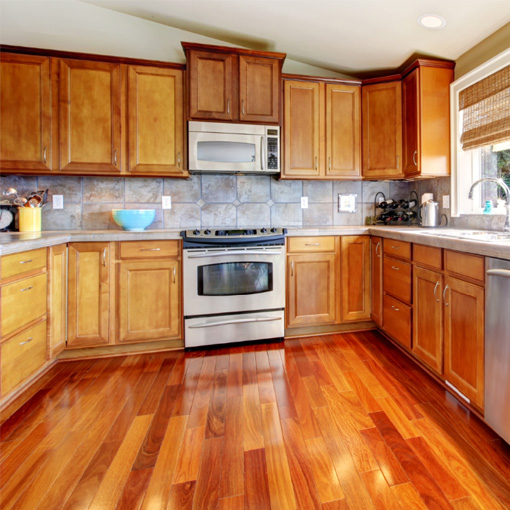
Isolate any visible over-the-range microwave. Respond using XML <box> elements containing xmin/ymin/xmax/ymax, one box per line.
<box><xmin>188</xmin><ymin>121</ymin><xmax>280</xmax><ymax>174</ymax></box>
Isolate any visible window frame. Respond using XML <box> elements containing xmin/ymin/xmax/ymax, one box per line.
<box><xmin>450</xmin><ymin>48</ymin><xmax>510</xmax><ymax>217</ymax></box>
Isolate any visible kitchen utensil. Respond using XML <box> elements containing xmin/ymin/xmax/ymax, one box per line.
<box><xmin>419</xmin><ymin>199</ymin><xmax>448</xmax><ymax>227</ymax></box>
<box><xmin>3</xmin><ymin>188</ymin><xmax>20</xmax><ymax>202</ymax></box>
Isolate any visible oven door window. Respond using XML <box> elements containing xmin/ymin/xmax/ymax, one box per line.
<box><xmin>198</xmin><ymin>261</ymin><xmax>273</xmax><ymax>296</ymax></box>
<box><xmin>197</xmin><ymin>141</ymin><xmax>255</xmax><ymax>163</ymax></box>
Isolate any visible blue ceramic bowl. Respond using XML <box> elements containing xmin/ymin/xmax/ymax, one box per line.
<box><xmin>112</xmin><ymin>209</ymin><xmax>156</xmax><ymax>231</ymax></box>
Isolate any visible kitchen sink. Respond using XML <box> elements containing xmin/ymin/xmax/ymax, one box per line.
<box><xmin>420</xmin><ymin>229</ymin><xmax>510</xmax><ymax>242</ymax></box>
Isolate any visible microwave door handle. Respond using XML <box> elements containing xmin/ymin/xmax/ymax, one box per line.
<box><xmin>260</xmin><ymin>136</ymin><xmax>264</xmax><ymax>170</ymax></box>
<box><xmin>187</xmin><ymin>250</ymin><xmax>282</xmax><ymax>258</ymax></box>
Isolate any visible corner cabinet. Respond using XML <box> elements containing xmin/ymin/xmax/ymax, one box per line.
<box><xmin>0</xmin><ymin>53</ymin><xmax>52</xmax><ymax>172</ymax></box>
<box><xmin>182</xmin><ymin>42</ymin><xmax>285</xmax><ymax>124</ymax></box>
<box><xmin>402</xmin><ymin>63</ymin><xmax>454</xmax><ymax>178</ymax></box>
<box><xmin>282</xmin><ymin>78</ymin><xmax>361</xmax><ymax>180</ymax></box>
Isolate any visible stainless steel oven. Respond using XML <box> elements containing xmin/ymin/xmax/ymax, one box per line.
<box><xmin>181</xmin><ymin>228</ymin><xmax>286</xmax><ymax>348</ymax></box>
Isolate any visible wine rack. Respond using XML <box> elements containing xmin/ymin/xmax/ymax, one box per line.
<box><xmin>373</xmin><ymin>190</ymin><xmax>419</xmax><ymax>226</ymax></box>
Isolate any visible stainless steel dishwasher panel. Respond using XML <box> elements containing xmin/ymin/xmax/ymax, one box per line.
<box><xmin>485</xmin><ymin>257</ymin><xmax>510</xmax><ymax>445</ymax></box>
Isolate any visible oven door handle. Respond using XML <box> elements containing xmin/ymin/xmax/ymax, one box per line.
<box><xmin>187</xmin><ymin>250</ymin><xmax>282</xmax><ymax>258</ymax></box>
<box><xmin>188</xmin><ymin>316</ymin><xmax>282</xmax><ymax>328</ymax></box>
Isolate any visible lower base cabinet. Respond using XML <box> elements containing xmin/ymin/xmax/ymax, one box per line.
<box><xmin>382</xmin><ymin>294</ymin><xmax>411</xmax><ymax>349</ymax></box>
<box><xmin>48</xmin><ymin>244</ymin><xmax>67</xmax><ymax>358</ymax></box>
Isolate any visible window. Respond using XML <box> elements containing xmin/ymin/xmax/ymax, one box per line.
<box><xmin>451</xmin><ymin>49</ymin><xmax>510</xmax><ymax>216</ymax></box>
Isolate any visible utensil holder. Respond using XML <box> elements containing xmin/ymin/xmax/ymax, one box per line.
<box><xmin>18</xmin><ymin>207</ymin><xmax>41</xmax><ymax>232</ymax></box>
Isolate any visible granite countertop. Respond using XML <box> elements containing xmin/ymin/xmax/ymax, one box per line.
<box><xmin>1</xmin><ymin>226</ymin><xmax>510</xmax><ymax>260</ymax></box>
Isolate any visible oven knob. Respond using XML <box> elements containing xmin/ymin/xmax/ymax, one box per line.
<box><xmin>204</xmin><ymin>229</ymin><xmax>211</xmax><ymax>235</ymax></box>
<box><xmin>193</xmin><ymin>229</ymin><xmax>200</xmax><ymax>235</ymax></box>
<box><xmin>261</xmin><ymin>228</ymin><xmax>267</xmax><ymax>233</ymax></box>
<box><xmin>271</xmin><ymin>227</ymin><xmax>277</xmax><ymax>233</ymax></box>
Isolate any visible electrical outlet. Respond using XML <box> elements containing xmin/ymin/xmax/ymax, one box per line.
<box><xmin>53</xmin><ymin>195</ymin><xmax>64</xmax><ymax>209</ymax></box>
<box><xmin>162</xmin><ymin>196</ymin><xmax>172</xmax><ymax>209</ymax></box>
<box><xmin>301</xmin><ymin>197</ymin><xmax>308</xmax><ymax>209</ymax></box>
<box><xmin>443</xmin><ymin>195</ymin><xmax>450</xmax><ymax>209</ymax></box>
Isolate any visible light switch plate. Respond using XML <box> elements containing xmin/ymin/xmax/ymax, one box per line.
<box><xmin>53</xmin><ymin>195</ymin><xmax>63</xmax><ymax>209</ymax></box>
<box><xmin>301</xmin><ymin>197</ymin><xmax>308</xmax><ymax>209</ymax></box>
<box><xmin>443</xmin><ymin>195</ymin><xmax>450</xmax><ymax>209</ymax></box>
<box><xmin>162</xmin><ymin>196</ymin><xmax>172</xmax><ymax>209</ymax></box>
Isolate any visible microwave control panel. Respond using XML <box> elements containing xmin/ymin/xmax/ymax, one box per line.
<box><xmin>266</xmin><ymin>127</ymin><xmax>280</xmax><ymax>170</ymax></box>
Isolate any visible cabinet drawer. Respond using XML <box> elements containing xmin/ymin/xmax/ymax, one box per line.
<box><xmin>1</xmin><ymin>248</ymin><xmax>46</xmax><ymax>280</ymax></box>
<box><xmin>1</xmin><ymin>321</ymin><xmax>47</xmax><ymax>395</ymax></box>
<box><xmin>383</xmin><ymin>239</ymin><xmax>411</xmax><ymax>260</ymax></box>
<box><xmin>287</xmin><ymin>236</ymin><xmax>335</xmax><ymax>253</ymax></box>
<box><xmin>1</xmin><ymin>273</ymin><xmax>47</xmax><ymax>337</ymax></box>
<box><xmin>383</xmin><ymin>256</ymin><xmax>412</xmax><ymax>304</ymax></box>
<box><xmin>445</xmin><ymin>250</ymin><xmax>484</xmax><ymax>285</ymax></box>
<box><xmin>119</xmin><ymin>241</ymin><xmax>180</xmax><ymax>259</ymax></box>
<box><xmin>383</xmin><ymin>294</ymin><xmax>411</xmax><ymax>349</ymax></box>
<box><xmin>413</xmin><ymin>244</ymin><xmax>442</xmax><ymax>270</ymax></box>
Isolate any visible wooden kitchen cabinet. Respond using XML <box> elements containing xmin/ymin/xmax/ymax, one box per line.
<box><xmin>183</xmin><ymin>43</ymin><xmax>284</xmax><ymax>123</ymax></box>
<box><xmin>0</xmin><ymin>53</ymin><xmax>52</xmax><ymax>172</ymax></box>
<box><xmin>116</xmin><ymin>241</ymin><xmax>181</xmax><ymax>343</ymax></box>
<box><xmin>286</xmin><ymin>237</ymin><xmax>338</xmax><ymax>327</ymax></box>
<box><xmin>402</xmin><ymin>63</ymin><xmax>454</xmax><ymax>178</ymax></box>
<box><xmin>282</xmin><ymin>79</ymin><xmax>361</xmax><ymax>179</ymax></box>
<box><xmin>127</xmin><ymin>65</ymin><xmax>185</xmax><ymax>175</ymax></box>
<box><xmin>444</xmin><ymin>275</ymin><xmax>485</xmax><ymax>409</ymax></box>
<box><xmin>413</xmin><ymin>266</ymin><xmax>443</xmax><ymax>374</ymax></box>
<box><xmin>67</xmin><ymin>242</ymin><xmax>111</xmax><ymax>348</ymax></box>
<box><xmin>340</xmin><ymin>236</ymin><xmax>370</xmax><ymax>321</ymax></box>
<box><xmin>59</xmin><ymin>59</ymin><xmax>122</xmax><ymax>173</ymax></box>
<box><xmin>47</xmin><ymin>244</ymin><xmax>67</xmax><ymax>359</ymax></box>
<box><xmin>362</xmin><ymin>80</ymin><xmax>403</xmax><ymax>178</ymax></box>
<box><xmin>371</xmin><ymin>236</ymin><xmax>383</xmax><ymax>326</ymax></box>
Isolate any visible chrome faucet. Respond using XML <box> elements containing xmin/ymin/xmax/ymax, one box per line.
<box><xmin>468</xmin><ymin>177</ymin><xmax>510</xmax><ymax>232</ymax></box>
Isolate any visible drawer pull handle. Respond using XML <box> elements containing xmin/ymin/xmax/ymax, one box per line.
<box><xmin>433</xmin><ymin>281</ymin><xmax>440</xmax><ymax>302</ymax></box>
<box><xmin>20</xmin><ymin>337</ymin><xmax>33</xmax><ymax>346</ymax></box>
<box><xmin>305</xmin><ymin>243</ymin><xmax>320</xmax><ymax>246</ymax></box>
<box><xmin>291</xmin><ymin>261</ymin><xmax>294</xmax><ymax>277</ymax></box>
<box><xmin>173</xmin><ymin>266</ymin><xmax>176</xmax><ymax>283</ymax></box>
<box><xmin>391</xmin><ymin>266</ymin><xmax>400</xmax><ymax>271</ymax></box>
<box><xmin>20</xmin><ymin>286</ymin><xmax>33</xmax><ymax>292</ymax></box>
<box><xmin>443</xmin><ymin>284</ymin><xmax>450</xmax><ymax>306</ymax></box>
<box><xmin>103</xmin><ymin>248</ymin><xmax>107</xmax><ymax>267</ymax></box>
<box><xmin>19</xmin><ymin>259</ymin><xmax>33</xmax><ymax>264</ymax></box>
<box><xmin>391</xmin><ymin>305</ymin><xmax>400</xmax><ymax>312</ymax></box>
<box><xmin>140</xmin><ymin>248</ymin><xmax>161</xmax><ymax>251</ymax></box>
<box><xmin>391</xmin><ymin>246</ymin><xmax>400</xmax><ymax>250</ymax></box>
<box><xmin>375</xmin><ymin>242</ymin><xmax>380</xmax><ymax>258</ymax></box>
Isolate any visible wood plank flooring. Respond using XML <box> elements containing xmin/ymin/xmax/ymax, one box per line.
<box><xmin>1</xmin><ymin>330</ymin><xmax>510</xmax><ymax>509</ymax></box>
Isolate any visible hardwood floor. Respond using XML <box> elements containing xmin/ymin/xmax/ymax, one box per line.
<box><xmin>1</xmin><ymin>330</ymin><xmax>510</xmax><ymax>509</ymax></box>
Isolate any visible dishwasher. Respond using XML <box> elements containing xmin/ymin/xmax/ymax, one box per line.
<box><xmin>485</xmin><ymin>257</ymin><xmax>510</xmax><ymax>444</ymax></box>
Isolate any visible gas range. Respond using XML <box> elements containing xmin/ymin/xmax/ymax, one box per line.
<box><xmin>181</xmin><ymin>227</ymin><xmax>287</xmax><ymax>248</ymax></box>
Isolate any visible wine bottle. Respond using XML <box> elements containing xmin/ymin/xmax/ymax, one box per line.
<box><xmin>377</xmin><ymin>199</ymin><xmax>395</xmax><ymax>209</ymax></box>
<box><xmin>398</xmin><ymin>199</ymin><xmax>417</xmax><ymax>209</ymax></box>
<box><xmin>401</xmin><ymin>211</ymin><xmax>417</xmax><ymax>221</ymax></box>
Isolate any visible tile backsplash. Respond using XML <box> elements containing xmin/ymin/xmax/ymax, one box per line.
<box><xmin>0</xmin><ymin>174</ymin><xmax>415</xmax><ymax>231</ymax></box>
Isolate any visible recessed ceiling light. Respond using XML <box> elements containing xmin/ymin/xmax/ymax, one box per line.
<box><xmin>418</xmin><ymin>14</ymin><xmax>446</xmax><ymax>29</ymax></box>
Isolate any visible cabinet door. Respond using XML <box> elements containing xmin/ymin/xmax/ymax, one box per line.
<box><xmin>283</xmin><ymin>80</ymin><xmax>322</xmax><ymax>178</ymax></box>
<box><xmin>340</xmin><ymin>236</ymin><xmax>370</xmax><ymax>321</ymax></box>
<box><xmin>362</xmin><ymin>81</ymin><xmax>403</xmax><ymax>178</ymax></box>
<box><xmin>239</xmin><ymin>55</ymin><xmax>279</xmax><ymax>123</ymax></box>
<box><xmin>0</xmin><ymin>53</ymin><xmax>52</xmax><ymax>171</ymax></box>
<box><xmin>67</xmin><ymin>243</ymin><xmax>110</xmax><ymax>348</ymax></box>
<box><xmin>287</xmin><ymin>253</ymin><xmax>337</xmax><ymax>327</ymax></box>
<box><xmin>188</xmin><ymin>50</ymin><xmax>235</xmax><ymax>121</ymax></box>
<box><xmin>413</xmin><ymin>266</ymin><xmax>443</xmax><ymax>374</ymax></box>
<box><xmin>117</xmin><ymin>260</ymin><xmax>181</xmax><ymax>343</ymax></box>
<box><xmin>325</xmin><ymin>84</ymin><xmax>361</xmax><ymax>178</ymax></box>
<box><xmin>128</xmin><ymin>66</ymin><xmax>185</xmax><ymax>175</ymax></box>
<box><xmin>48</xmin><ymin>244</ymin><xmax>67</xmax><ymax>358</ymax></box>
<box><xmin>402</xmin><ymin>69</ymin><xmax>419</xmax><ymax>176</ymax></box>
<box><xmin>371</xmin><ymin>237</ymin><xmax>383</xmax><ymax>326</ymax></box>
<box><xmin>59</xmin><ymin>59</ymin><xmax>121</xmax><ymax>173</ymax></box>
<box><xmin>444</xmin><ymin>277</ymin><xmax>485</xmax><ymax>409</ymax></box>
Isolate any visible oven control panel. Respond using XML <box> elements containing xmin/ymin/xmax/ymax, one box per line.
<box><xmin>183</xmin><ymin>228</ymin><xmax>286</xmax><ymax>238</ymax></box>
<box><xmin>181</xmin><ymin>227</ymin><xmax>287</xmax><ymax>248</ymax></box>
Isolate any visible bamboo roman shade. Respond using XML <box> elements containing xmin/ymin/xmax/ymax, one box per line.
<box><xmin>459</xmin><ymin>65</ymin><xmax>510</xmax><ymax>150</ymax></box>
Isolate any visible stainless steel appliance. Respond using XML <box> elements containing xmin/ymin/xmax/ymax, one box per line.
<box><xmin>188</xmin><ymin>121</ymin><xmax>280</xmax><ymax>174</ymax></box>
<box><xmin>419</xmin><ymin>199</ymin><xmax>448</xmax><ymax>227</ymax></box>
<box><xmin>485</xmin><ymin>257</ymin><xmax>510</xmax><ymax>444</ymax></box>
<box><xmin>181</xmin><ymin>228</ymin><xmax>286</xmax><ymax>348</ymax></box>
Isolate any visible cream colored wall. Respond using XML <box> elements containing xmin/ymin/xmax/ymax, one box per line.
<box><xmin>0</xmin><ymin>0</ymin><xmax>353</xmax><ymax>78</ymax></box>
<box><xmin>455</xmin><ymin>22</ymin><xmax>510</xmax><ymax>78</ymax></box>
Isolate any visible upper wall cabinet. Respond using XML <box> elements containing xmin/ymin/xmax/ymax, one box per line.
<box><xmin>362</xmin><ymin>80</ymin><xmax>403</xmax><ymax>179</ymax></box>
<box><xmin>282</xmin><ymin>78</ymin><xmax>361</xmax><ymax>180</ymax></box>
<box><xmin>0</xmin><ymin>53</ymin><xmax>52</xmax><ymax>172</ymax></box>
<box><xmin>127</xmin><ymin>66</ymin><xmax>185</xmax><ymax>176</ymax></box>
<box><xmin>182</xmin><ymin>42</ymin><xmax>285</xmax><ymax>124</ymax></box>
<box><xmin>59</xmin><ymin>59</ymin><xmax>122</xmax><ymax>173</ymax></box>
<box><xmin>402</xmin><ymin>62</ymin><xmax>454</xmax><ymax>178</ymax></box>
